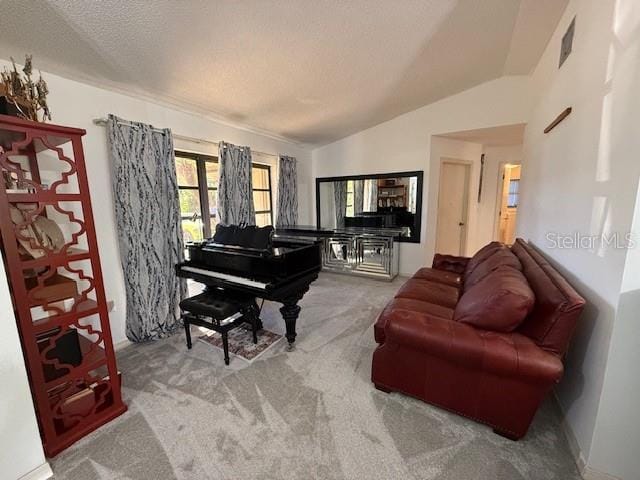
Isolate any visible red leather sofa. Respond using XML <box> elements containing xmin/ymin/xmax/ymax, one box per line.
<box><xmin>372</xmin><ymin>238</ymin><xmax>585</xmax><ymax>439</ymax></box>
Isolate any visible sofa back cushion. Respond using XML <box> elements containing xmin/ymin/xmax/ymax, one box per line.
<box><xmin>511</xmin><ymin>239</ymin><xmax>586</xmax><ymax>356</ymax></box>
<box><xmin>464</xmin><ymin>248</ymin><xmax>522</xmax><ymax>290</ymax></box>
<box><xmin>454</xmin><ymin>266</ymin><xmax>535</xmax><ymax>332</ymax></box>
<box><xmin>464</xmin><ymin>241</ymin><xmax>503</xmax><ymax>276</ymax></box>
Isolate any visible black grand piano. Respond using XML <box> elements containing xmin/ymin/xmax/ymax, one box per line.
<box><xmin>176</xmin><ymin>225</ymin><xmax>321</xmax><ymax>347</ymax></box>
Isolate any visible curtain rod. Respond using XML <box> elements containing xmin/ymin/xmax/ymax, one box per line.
<box><xmin>92</xmin><ymin>117</ymin><xmax>278</xmax><ymax>157</ymax></box>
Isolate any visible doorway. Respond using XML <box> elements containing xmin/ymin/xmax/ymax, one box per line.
<box><xmin>436</xmin><ymin>160</ymin><xmax>471</xmax><ymax>255</ymax></box>
<box><xmin>496</xmin><ymin>164</ymin><xmax>521</xmax><ymax>245</ymax></box>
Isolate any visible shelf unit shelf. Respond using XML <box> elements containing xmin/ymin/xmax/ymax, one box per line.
<box><xmin>21</xmin><ymin>248</ymin><xmax>91</xmax><ymax>269</ymax></box>
<box><xmin>31</xmin><ymin>300</ymin><xmax>100</xmax><ymax>335</ymax></box>
<box><xmin>0</xmin><ymin>114</ymin><xmax>126</xmax><ymax>457</ymax></box>
<box><xmin>6</xmin><ymin>192</ymin><xmax>82</xmax><ymax>203</ymax></box>
<box><xmin>377</xmin><ymin>179</ymin><xmax>407</xmax><ymax>208</ymax></box>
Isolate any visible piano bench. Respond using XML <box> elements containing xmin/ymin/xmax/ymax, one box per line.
<box><xmin>179</xmin><ymin>291</ymin><xmax>259</xmax><ymax>365</ymax></box>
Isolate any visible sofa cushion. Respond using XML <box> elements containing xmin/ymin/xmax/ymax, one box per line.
<box><xmin>374</xmin><ymin>298</ymin><xmax>453</xmax><ymax>344</ymax></box>
<box><xmin>464</xmin><ymin>241</ymin><xmax>503</xmax><ymax>276</ymax></box>
<box><xmin>388</xmin><ymin>297</ymin><xmax>454</xmax><ymax>319</ymax></box>
<box><xmin>511</xmin><ymin>239</ymin><xmax>586</xmax><ymax>355</ymax></box>
<box><xmin>395</xmin><ymin>278</ymin><xmax>460</xmax><ymax>309</ymax></box>
<box><xmin>464</xmin><ymin>248</ymin><xmax>522</xmax><ymax>290</ymax></box>
<box><xmin>432</xmin><ymin>253</ymin><xmax>469</xmax><ymax>274</ymax></box>
<box><xmin>383</xmin><ymin>309</ymin><xmax>563</xmax><ymax>383</ymax></box>
<box><xmin>413</xmin><ymin>267</ymin><xmax>462</xmax><ymax>287</ymax></box>
<box><xmin>454</xmin><ymin>267</ymin><xmax>535</xmax><ymax>332</ymax></box>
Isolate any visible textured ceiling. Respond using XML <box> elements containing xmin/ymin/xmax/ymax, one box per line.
<box><xmin>0</xmin><ymin>0</ymin><xmax>567</xmax><ymax>146</ymax></box>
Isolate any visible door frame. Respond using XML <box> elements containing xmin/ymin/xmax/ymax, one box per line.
<box><xmin>494</xmin><ymin>162</ymin><xmax>509</xmax><ymax>239</ymax></box>
<box><xmin>436</xmin><ymin>158</ymin><xmax>472</xmax><ymax>256</ymax></box>
<box><xmin>494</xmin><ymin>162</ymin><xmax>521</xmax><ymax>241</ymax></box>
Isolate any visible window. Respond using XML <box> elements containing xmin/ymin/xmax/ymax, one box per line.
<box><xmin>507</xmin><ymin>179</ymin><xmax>519</xmax><ymax>208</ymax></box>
<box><xmin>175</xmin><ymin>151</ymin><xmax>273</xmax><ymax>243</ymax></box>
<box><xmin>252</xmin><ymin>164</ymin><xmax>274</xmax><ymax>227</ymax></box>
<box><xmin>175</xmin><ymin>152</ymin><xmax>219</xmax><ymax>243</ymax></box>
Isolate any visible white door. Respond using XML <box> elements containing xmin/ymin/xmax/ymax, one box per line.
<box><xmin>436</xmin><ymin>161</ymin><xmax>470</xmax><ymax>255</ymax></box>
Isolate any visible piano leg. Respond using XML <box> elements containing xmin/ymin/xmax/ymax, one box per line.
<box><xmin>280</xmin><ymin>301</ymin><xmax>301</xmax><ymax>349</ymax></box>
<box><xmin>279</xmin><ymin>288</ymin><xmax>308</xmax><ymax>350</ymax></box>
<box><xmin>184</xmin><ymin>317</ymin><xmax>192</xmax><ymax>349</ymax></box>
<box><xmin>251</xmin><ymin>299</ymin><xmax>264</xmax><ymax>331</ymax></box>
<box><xmin>222</xmin><ymin>332</ymin><xmax>230</xmax><ymax>365</ymax></box>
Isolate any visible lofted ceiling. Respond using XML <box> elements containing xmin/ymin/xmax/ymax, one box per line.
<box><xmin>0</xmin><ymin>0</ymin><xmax>567</xmax><ymax>146</ymax></box>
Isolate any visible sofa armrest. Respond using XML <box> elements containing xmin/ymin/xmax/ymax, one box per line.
<box><xmin>432</xmin><ymin>253</ymin><xmax>470</xmax><ymax>274</ymax></box>
<box><xmin>384</xmin><ymin>310</ymin><xmax>563</xmax><ymax>384</ymax></box>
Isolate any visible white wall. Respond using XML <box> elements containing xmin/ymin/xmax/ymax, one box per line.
<box><xmin>578</xmin><ymin>0</ymin><xmax>640</xmax><ymax>477</ymax></box>
<box><xmin>591</xmin><ymin>179</ymin><xmax>640</xmax><ymax>480</ymax></box>
<box><xmin>0</xmin><ymin>58</ymin><xmax>314</xmax><ymax>346</ymax></box>
<box><xmin>312</xmin><ymin>75</ymin><xmax>533</xmax><ymax>275</ymax></box>
<box><xmin>517</xmin><ymin>0</ymin><xmax>640</xmax><ymax>477</ymax></box>
<box><xmin>0</xmin><ymin>262</ymin><xmax>51</xmax><ymax>480</ymax></box>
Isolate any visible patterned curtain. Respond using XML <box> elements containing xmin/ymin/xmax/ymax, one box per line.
<box><xmin>353</xmin><ymin>179</ymin><xmax>365</xmax><ymax>215</ymax></box>
<box><xmin>107</xmin><ymin>115</ymin><xmax>186</xmax><ymax>342</ymax></box>
<box><xmin>218</xmin><ymin>141</ymin><xmax>256</xmax><ymax>225</ymax></box>
<box><xmin>333</xmin><ymin>181</ymin><xmax>348</xmax><ymax>228</ymax></box>
<box><xmin>276</xmin><ymin>155</ymin><xmax>298</xmax><ymax>227</ymax></box>
<box><xmin>363</xmin><ymin>179</ymin><xmax>378</xmax><ymax>212</ymax></box>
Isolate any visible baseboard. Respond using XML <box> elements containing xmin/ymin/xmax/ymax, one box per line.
<box><xmin>18</xmin><ymin>462</ymin><xmax>53</xmax><ymax>480</ymax></box>
<box><xmin>113</xmin><ymin>338</ymin><xmax>132</xmax><ymax>351</ymax></box>
<box><xmin>582</xmin><ymin>466</ymin><xmax>622</xmax><ymax>480</ymax></box>
<box><xmin>552</xmin><ymin>393</ymin><xmax>587</xmax><ymax>476</ymax></box>
<box><xmin>551</xmin><ymin>393</ymin><xmax>622</xmax><ymax>480</ymax></box>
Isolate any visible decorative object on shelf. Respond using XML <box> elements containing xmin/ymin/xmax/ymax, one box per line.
<box><xmin>0</xmin><ymin>114</ymin><xmax>126</xmax><ymax>456</ymax></box>
<box><xmin>9</xmin><ymin>204</ymin><xmax>65</xmax><ymax>257</ymax></box>
<box><xmin>3</xmin><ymin>166</ymin><xmax>35</xmax><ymax>192</ymax></box>
<box><xmin>1</xmin><ymin>55</ymin><xmax>52</xmax><ymax>122</ymax></box>
<box><xmin>2</xmin><ymin>169</ymin><xmax>12</xmax><ymax>188</ymax></box>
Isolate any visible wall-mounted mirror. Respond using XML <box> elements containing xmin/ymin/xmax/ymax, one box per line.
<box><xmin>316</xmin><ymin>171</ymin><xmax>423</xmax><ymax>243</ymax></box>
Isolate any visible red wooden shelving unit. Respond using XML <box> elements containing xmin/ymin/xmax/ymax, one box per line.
<box><xmin>0</xmin><ymin>114</ymin><xmax>126</xmax><ymax>457</ymax></box>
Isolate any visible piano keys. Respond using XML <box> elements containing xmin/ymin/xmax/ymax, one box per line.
<box><xmin>176</xmin><ymin>225</ymin><xmax>322</xmax><ymax>347</ymax></box>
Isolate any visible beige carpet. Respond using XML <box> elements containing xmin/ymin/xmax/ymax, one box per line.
<box><xmin>51</xmin><ymin>273</ymin><xmax>581</xmax><ymax>479</ymax></box>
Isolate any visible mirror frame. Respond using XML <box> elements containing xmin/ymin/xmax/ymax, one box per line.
<box><xmin>315</xmin><ymin>170</ymin><xmax>424</xmax><ymax>243</ymax></box>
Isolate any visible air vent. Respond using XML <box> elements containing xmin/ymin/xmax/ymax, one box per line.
<box><xmin>559</xmin><ymin>17</ymin><xmax>576</xmax><ymax>68</ymax></box>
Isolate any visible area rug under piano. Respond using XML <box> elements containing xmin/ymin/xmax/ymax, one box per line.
<box><xmin>198</xmin><ymin>325</ymin><xmax>283</xmax><ymax>362</ymax></box>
